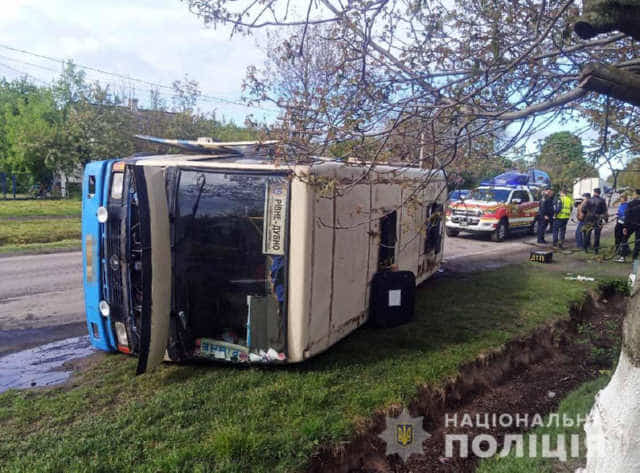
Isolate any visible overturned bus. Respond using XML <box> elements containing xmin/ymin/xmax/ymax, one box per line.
<box><xmin>82</xmin><ymin>144</ymin><xmax>447</xmax><ymax>373</ymax></box>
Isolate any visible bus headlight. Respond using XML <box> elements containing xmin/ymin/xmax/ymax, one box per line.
<box><xmin>97</xmin><ymin>206</ymin><xmax>109</xmax><ymax>223</ymax></box>
<box><xmin>99</xmin><ymin>300</ymin><xmax>110</xmax><ymax>317</ymax></box>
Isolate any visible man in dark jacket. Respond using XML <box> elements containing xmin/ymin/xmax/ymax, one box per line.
<box><xmin>576</xmin><ymin>192</ymin><xmax>591</xmax><ymax>250</ymax></box>
<box><xmin>615</xmin><ymin>193</ymin><xmax>630</xmax><ymax>261</ymax></box>
<box><xmin>584</xmin><ymin>188</ymin><xmax>608</xmax><ymax>253</ymax></box>
<box><xmin>624</xmin><ymin>189</ymin><xmax>640</xmax><ymax>260</ymax></box>
<box><xmin>537</xmin><ymin>188</ymin><xmax>554</xmax><ymax>244</ymax></box>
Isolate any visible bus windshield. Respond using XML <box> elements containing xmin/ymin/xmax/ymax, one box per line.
<box><xmin>172</xmin><ymin>170</ymin><xmax>288</xmax><ymax>356</ymax></box>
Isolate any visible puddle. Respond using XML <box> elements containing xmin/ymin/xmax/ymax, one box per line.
<box><xmin>0</xmin><ymin>336</ymin><xmax>95</xmax><ymax>393</ymax></box>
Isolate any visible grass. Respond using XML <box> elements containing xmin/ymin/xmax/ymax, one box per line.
<box><xmin>0</xmin><ymin>239</ymin><xmax>81</xmax><ymax>255</ymax></box>
<box><xmin>476</xmin><ymin>376</ymin><xmax>610</xmax><ymax>473</ymax></box>
<box><xmin>0</xmin><ymin>265</ymin><xmax>596</xmax><ymax>473</ymax></box>
<box><xmin>0</xmin><ymin>219</ymin><xmax>81</xmax><ymax>246</ymax></box>
<box><xmin>0</xmin><ymin>200</ymin><xmax>81</xmax><ymax>253</ymax></box>
<box><xmin>0</xmin><ymin>199</ymin><xmax>81</xmax><ymax>218</ymax></box>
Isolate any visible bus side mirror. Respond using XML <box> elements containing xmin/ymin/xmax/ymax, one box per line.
<box><xmin>511</xmin><ymin>198</ymin><xmax>522</xmax><ymax>204</ymax></box>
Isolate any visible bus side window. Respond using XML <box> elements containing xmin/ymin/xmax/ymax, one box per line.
<box><xmin>425</xmin><ymin>203</ymin><xmax>443</xmax><ymax>254</ymax></box>
<box><xmin>378</xmin><ymin>210</ymin><xmax>397</xmax><ymax>270</ymax></box>
<box><xmin>88</xmin><ymin>175</ymin><xmax>96</xmax><ymax>199</ymax></box>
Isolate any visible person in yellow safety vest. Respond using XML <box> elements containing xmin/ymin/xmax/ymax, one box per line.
<box><xmin>553</xmin><ymin>188</ymin><xmax>573</xmax><ymax>248</ymax></box>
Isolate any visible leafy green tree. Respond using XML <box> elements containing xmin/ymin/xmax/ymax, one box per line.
<box><xmin>0</xmin><ymin>66</ymin><xmax>261</xmax><ymax>187</ymax></box>
<box><xmin>536</xmin><ymin>132</ymin><xmax>597</xmax><ymax>189</ymax></box>
<box><xmin>0</xmin><ymin>78</ymin><xmax>42</xmax><ymax>174</ymax></box>
<box><xmin>618</xmin><ymin>157</ymin><xmax>640</xmax><ymax>189</ymax></box>
<box><xmin>2</xmin><ymin>86</ymin><xmax>60</xmax><ymax>183</ymax></box>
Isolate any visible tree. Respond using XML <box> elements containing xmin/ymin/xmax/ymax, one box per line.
<box><xmin>0</xmin><ymin>70</ymin><xmax>262</xmax><ymax>188</ymax></box>
<box><xmin>618</xmin><ymin>157</ymin><xmax>640</xmax><ymax>189</ymax></box>
<box><xmin>171</xmin><ymin>74</ymin><xmax>201</xmax><ymax>114</ymax></box>
<box><xmin>0</xmin><ymin>77</ymin><xmax>40</xmax><ymax>174</ymax></box>
<box><xmin>244</xmin><ymin>25</ymin><xmax>391</xmax><ymax>162</ymax></box>
<box><xmin>185</xmin><ymin>0</ymin><xmax>638</xmax><ymax>166</ymax></box>
<box><xmin>1</xmin><ymin>86</ymin><xmax>60</xmax><ymax>184</ymax></box>
<box><xmin>536</xmin><ymin>132</ymin><xmax>597</xmax><ymax>189</ymax></box>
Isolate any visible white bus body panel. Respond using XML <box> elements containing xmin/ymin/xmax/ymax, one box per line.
<box><xmin>287</xmin><ymin>162</ymin><xmax>447</xmax><ymax>361</ymax></box>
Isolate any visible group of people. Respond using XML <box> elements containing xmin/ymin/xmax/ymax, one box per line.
<box><xmin>536</xmin><ymin>187</ymin><xmax>609</xmax><ymax>254</ymax></box>
<box><xmin>536</xmin><ymin>187</ymin><xmax>582</xmax><ymax>249</ymax></box>
<box><xmin>535</xmin><ymin>186</ymin><xmax>640</xmax><ymax>260</ymax></box>
<box><xmin>613</xmin><ymin>189</ymin><xmax>640</xmax><ymax>262</ymax></box>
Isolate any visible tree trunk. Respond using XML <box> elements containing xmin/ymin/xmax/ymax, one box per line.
<box><xmin>581</xmin><ymin>275</ymin><xmax>640</xmax><ymax>472</ymax></box>
<box><xmin>575</xmin><ymin>0</ymin><xmax>640</xmax><ymax>41</ymax></box>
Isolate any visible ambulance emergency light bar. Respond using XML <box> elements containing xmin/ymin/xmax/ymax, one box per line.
<box><xmin>480</xmin><ymin>169</ymin><xmax>550</xmax><ymax>188</ymax></box>
<box><xmin>480</xmin><ymin>172</ymin><xmax>529</xmax><ymax>187</ymax></box>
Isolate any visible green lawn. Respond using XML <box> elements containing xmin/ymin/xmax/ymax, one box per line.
<box><xmin>0</xmin><ymin>265</ymin><xmax>596</xmax><ymax>473</ymax></box>
<box><xmin>0</xmin><ymin>219</ymin><xmax>81</xmax><ymax>246</ymax></box>
<box><xmin>0</xmin><ymin>200</ymin><xmax>81</xmax><ymax>253</ymax></box>
<box><xmin>0</xmin><ymin>239</ymin><xmax>81</xmax><ymax>255</ymax></box>
<box><xmin>0</xmin><ymin>199</ymin><xmax>81</xmax><ymax>218</ymax></box>
<box><xmin>476</xmin><ymin>376</ymin><xmax>610</xmax><ymax>473</ymax></box>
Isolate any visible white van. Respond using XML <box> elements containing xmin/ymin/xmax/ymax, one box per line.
<box><xmin>573</xmin><ymin>177</ymin><xmax>605</xmax><ymax>205</ymax></box>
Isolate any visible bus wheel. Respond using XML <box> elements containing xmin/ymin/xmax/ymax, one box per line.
<box><xmin>491</xmin><ymin>219</ymin><xmax>508</xmax><ymax>242</ymax></box>
<box><xmin>446</xmin><ymin>227</ymin><xmax>459</xmax><ymax>237</ymax></box>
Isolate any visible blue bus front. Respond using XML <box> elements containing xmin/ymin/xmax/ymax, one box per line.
<box><xmin>82</xmin><ymin>158</ymin><xmax>291</xmax><ymax>373</ymax></box>
<box><xmin>82</xmin><ymin>159</ymin><xmax>120</xmax><ymax>352</ymax></box>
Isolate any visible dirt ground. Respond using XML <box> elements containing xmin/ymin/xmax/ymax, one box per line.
<box><xmin>307</xmin><ymin>289</ymin><xmax>626</xmax><ymax>473</ymax></box>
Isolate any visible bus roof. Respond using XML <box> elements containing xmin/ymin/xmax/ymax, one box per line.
<box><xmin>128</xmin><ymin>154</ymin><xmax>445</xmax><ymax>182</ymax></box>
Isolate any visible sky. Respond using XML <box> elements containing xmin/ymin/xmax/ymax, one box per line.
<box><xmin>0</xmin><ymin>0</ymin><xmax>275</xmax><ymax>124</ymax></box>
<box><xmin>0</xmin><ymin>0</ymin><xmax>612</xmax><ymax>178</ymax></box>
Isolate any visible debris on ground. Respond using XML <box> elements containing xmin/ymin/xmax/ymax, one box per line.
<box><xmin>564</xmin><ymin>275</ymin><xmax>596</xmax><ymax>282</ymax></box>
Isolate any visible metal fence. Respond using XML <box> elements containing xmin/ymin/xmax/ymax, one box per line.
<box><xmin>0</xmin><ymin>172</ymin><xmax>81</xmax><ymax>199</ymax></box>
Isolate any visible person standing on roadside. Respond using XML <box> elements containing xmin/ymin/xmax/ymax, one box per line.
<box><xmin>584</xmin><ymin>188</ymin><xmax>608</xmax><ymax>254</ymax></box>
<box><xmin>624</xmin><ymin>189</ymin><xmax>640</xmax><ymax>261</ymax></box>
<box><xmin>575</xmin><ymin>192</ymin><xmax>591</xmax><ymax>250</ymax></box>
<box><xmin>553</xmin><ymin>188</ymin><xmax>573</xmax><ymax>248</ymax></box>
<box><xmin>615</xmin><ymin>193</ymin><xmax>630</xmax><ymax>262</ymax></box>
<box><xmin>537</xmin><ymin>188</ymin><xmax>554</xmax><ymax>244</ymax></box>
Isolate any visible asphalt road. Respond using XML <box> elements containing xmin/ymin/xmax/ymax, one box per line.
<box><xmin>0</xmin><ymin>220</ymin><xmax>608</xmax><ymax>355</ymax></box>
<box><xmin>0</xmin><ymin>251</ymin><xmax>86</xmax><ymax>355</ymax></box>
<box><xmin>441</xmin><ymin>221</ymin><xmax>581</xmax><ymax>272</ymax></box>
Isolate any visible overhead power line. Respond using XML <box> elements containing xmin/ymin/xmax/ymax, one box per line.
<box><xmin>0</xmin><ymin>61</ymin><xmax>50</xmax><ymax>85</ymax></box>
<box><xmin>0</xmin><ymin>59</ymin><xmax>249</xmax><ymax>118</ymax></box>
<box><xmin>0</xmin><ymin>43</ymin><xmax>278</xmax><ymax>112</ymax></box>
<box><xmin>0</xmin><ymin>53</ymin><xmax>62</xmax><ymax>75</ymax></box>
